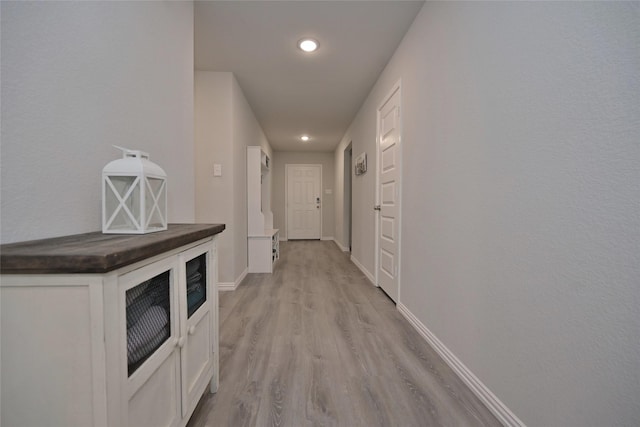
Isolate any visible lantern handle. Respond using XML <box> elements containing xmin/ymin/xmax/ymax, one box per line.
<box><xmin>113</xmin><ymin>145</ymin><xmax>149</xmax><ymax>160</ymax></box>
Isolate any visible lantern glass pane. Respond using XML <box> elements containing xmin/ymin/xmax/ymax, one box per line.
<box><xmin>106</xmin><ymin>176</ymin><xmax>141</xmax><ymax>230</ymax></box>
<box><xmin>145</xmin><ymin>178</ymin><xmax>166</xmax><ymax>228</ymax></box>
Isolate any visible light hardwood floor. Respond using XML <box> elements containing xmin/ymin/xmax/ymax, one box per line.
<box><xmin>188</xmin><ymin>240</ymin><xmax>501</xmax><ymax>427</ymax></box>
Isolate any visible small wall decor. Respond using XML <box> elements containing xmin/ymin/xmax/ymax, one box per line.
<box><xmin>102</xmin><ymin>146</ymin><xmax>167</xmax><ymax>234</ymax></box>
<box><xmin>355</xmin><ymin>152</ymin><xmax>367</xmax><ymax>176</ymax></box>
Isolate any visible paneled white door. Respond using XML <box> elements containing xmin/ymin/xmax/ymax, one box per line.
<box><xmin>286</xmin><ymin>165</ymin><xmax>321</xmax><ymax>240</ymax></box>
<box><xmin>376</xmin><ymin>85</ymin><xmax>401</xmax><ymax>303</ymax></box>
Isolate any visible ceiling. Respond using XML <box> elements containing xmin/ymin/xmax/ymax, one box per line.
<box><xmin>195</xmin><ymin>0</ymin><xmax>424</xmax><ymax>152</ymax></box>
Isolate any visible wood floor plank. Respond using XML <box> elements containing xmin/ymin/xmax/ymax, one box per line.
<box><xmin>188</xmin><ymin>240</ymin><xmax>502</xmax><ymax>427</ymax></box>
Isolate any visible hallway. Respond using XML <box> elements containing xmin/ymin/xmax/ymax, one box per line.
<box><xmin>188</xmin><ymin>240</ymin><xmax>500</xmax><ymax>426</ymax></box>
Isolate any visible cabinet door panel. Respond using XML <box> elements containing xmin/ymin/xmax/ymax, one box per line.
<box><xmin>119</xmin><ymin>256</ymin><xmax>179</xmax><ymax>394</ymax></box>
<box><xmin>127</xmin><ymin>349</ymin><xmax>181</xmax><ymax>427</ymax></box>
<box><xmin>182</xmin><ymin>310</ymin><xmax>212</xmax><ymax>414</ymax></box>
<box><xmin>1</xmin><ymin>284</ymin><xmax>96</xmax><ymax>427</ymax></box>
<box><xmin>178</xmin><ymin>242</ymin><xmax>214</xmax><ymax>417</ymax></box>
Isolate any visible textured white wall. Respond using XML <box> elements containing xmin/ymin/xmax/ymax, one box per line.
<box><xmin>333</xmin><ymin>143</ymin><xmax>352</xmax><ymax>251</ymax></box>
<box><xmin>1</xmin><ymin>1</ymin><xmax>195</xmax><ymax>244</ymax></box>
<box><xmin>195</xmin><ymin>72</ymin><xmax>234</xmax><ymax>282</ymax></box>
<box><xmin>334</xmin><ymin>104</ymin><xmax>378</xmax><ymax>276</ymax></box>
<box><xmin>338</xmin><ymin>2</ymin><xmax>640</xmax><ymax>426</ymax></box>
<box><xmin>194</xmin><ymin>71</ymin><xmax>271</xmax><ymax>284</ymax></box>
<box><xmin>334</xmin><ymin>145</ymin><xmax>347</xmax><ymax>249</ymax></box>
<box><xmin>272</xmin><ymin>151</ymin><xmax>335</xmax><ymax>241</ymax></box>
<box><xmin>230</xmin><ymin>76</ymin><xmax>272</xmax><ymax>280</ymax></box>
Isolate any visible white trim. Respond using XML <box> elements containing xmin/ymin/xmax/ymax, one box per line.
<box><xmin>397</xmin><ymin>303</ymin><xmax>526</xmax><ymax>427</ymax></box>
<box><xmin>218</xmin><ymin>283</ymin><xmax>236</xmax><ymax>292</ymax></box>
<box><xmin>218</xmin><ymin>267</ymin><xmax>248</xmax><ymax>292</ymax></box>
<box><xmin>374</xmin><ymin>103</ymin><xmax>380</xmax><ymax>286</ymax></box>
<box><xmin>343</xmin><ymin>142</ymin><xmax>353</xmax><ymax>257</ymax></box>
<box><xmin>320</xmin><ymin>236</ymin><xmax>334</xmax><ymax>241</ymax></box>
<box><xmin>350</xmin><ymin>255</ymin><xmax>375</xmax><ymax>285</ymax></box>
<box><xmin>89</xmin><ymin>281</ymin><xmax>108</xmax><ymax>427</ymax></box>
<box><xmin>332</xmin><ymin>239</ymin><xmax>349</xmax><ymax>252</ymax></box>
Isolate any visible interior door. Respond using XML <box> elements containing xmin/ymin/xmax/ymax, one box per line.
<box><xmin>376</xmin><ymin>85</ymin><xmax>401</xmax><ymax>303</ymax></box>
<box><xmin>287</xmin><ymin>165</ymin><xmax>321</xmax><ymax>239</ymax></box>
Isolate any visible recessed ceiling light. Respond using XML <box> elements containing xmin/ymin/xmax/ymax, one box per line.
<box><xmin>298</xmin><ymin>38</ymin><xmax>319</xmax><ymax>53</ymax></box>
<box><xmin>301</xmin><ymin>135</ymin><xmax>310</xmax><ymax>142</ymax></box>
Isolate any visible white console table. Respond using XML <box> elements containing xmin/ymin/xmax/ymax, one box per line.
<box><xmin>0</xmin><ymin>224</ymin><xmax>224</xmax><ymax>427</ymax></box>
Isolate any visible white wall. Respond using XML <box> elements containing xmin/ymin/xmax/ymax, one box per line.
<box><xmin>335</xmin><ymin>2</ymin><xmax>640</xmax><ymax>426</ymax></box>
<box><xmin>195</xmin><ymin>71</ymin><xmax>271</xmax><ymax>284</ymax></box>
<box><xmin>272</xmin><ymin>151</ymin><xmax>334</xmax><ymax>241</ymax></box>
<box><xmin>230</xmin><ymin>76</ymin><xmax>272</xmax><ymax>279</ymax></box>
<box><xmin>334</xmin><ymin>110</ymin><xmax>377</xmax><ymax>274</ymax></box>
<box><xmin>334</xmin><ymin>144</ymin><xmax>353</xmax><ymax>252</ymax></box>
<box><xmin>1</xmin><ymin>1</ymin><xmax>195</xmax><ymax>244</ymax></box>
<box><xmin>195</xmin><ymin>72</ymin><xmax>234</xmax><ymax>281</ymax></box>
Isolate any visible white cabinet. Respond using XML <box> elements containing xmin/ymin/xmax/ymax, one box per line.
<box><xmin>248</xmin><ymin>229</ymin><xmax>279</xmax><ymax>273</ymax></box>
<box><xmin>247</xmin><ymin>146</ymin><xmax>278</xmax><ymax>273</ymax></box>
<box><xmin>118</xmin><ymin>242</ymin><xmax>216</xmax><ymax>427</ymax></box>
<box><xmin>0</xmin><ymin>224</ymin><xmax>223</xmax><ymax>427</ymax></box>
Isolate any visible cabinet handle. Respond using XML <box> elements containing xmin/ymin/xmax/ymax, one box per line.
<box><xmin>188</xmin><ymin>325</ymin><xmax>196</xmax><ymax>335</ymax></box>
<box><xmin>177</xmin><ymin>336</ymin><xmax>186</xmax><ymax>348</ymax></box>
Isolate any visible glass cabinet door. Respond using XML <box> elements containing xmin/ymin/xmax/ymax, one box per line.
<box><xmin>119</xmin><ymin>256</ymin><xmax>181</xmax><ymax>427</ymax></box>
<box><xmin>125</xmin><ymin>269</ymin><xmax>172</xmax><ymax>376</ymax></box>
<box><xmin>185</xmin><ymin>253</ymin><xmax>207</xmax><ymax>318</ymax></box>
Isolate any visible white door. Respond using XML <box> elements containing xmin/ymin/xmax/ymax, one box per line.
<box><xmin>287</xmin><ymin>165</ymin><xmax>321</xmax><ymax>239</ymax></box>
<box><xmin>376</xmin><ymin>84</ymin><xmax>401</xmax><ymax>302</ymax></box>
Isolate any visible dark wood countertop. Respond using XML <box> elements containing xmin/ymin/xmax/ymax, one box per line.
<box><xmin>0</xmin><ymin>223</ymin><xmax>225</xmax><ymax>274</ymax></box>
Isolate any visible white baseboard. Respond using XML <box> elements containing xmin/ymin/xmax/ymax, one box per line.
<box><xmin>397</xmin><ymin>303</ymin><xmax>525</xmax><ymax>427</ymax></box>
<box><xmin>218</xmin><ymin>267</ymin><xmax>248</xmax><ymax>292</ymax></box>
<box><xmin>350</xmin><ymin>255</ymin><xmax>375</xmax><ymax>285</ymax></box>
<box><xmin>282</xmin><ymin>237</ymin><xmax>335</xmax><ymax>242</ymax></box>
<box><xmin>284</xmin><ymin>237</ymin><xmax>334</xmax><ymax>242</ymax></box>
<box><xmin>332</xmin><ymin>239</ymin><xmax>349</xmax><ymax>252</ymax></box>
<box><xmin>217</xmin><ymin>282</ymin><xmax>236</xmax><ymax>291</ymax></box>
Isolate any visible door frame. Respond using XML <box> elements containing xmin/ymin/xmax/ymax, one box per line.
<box><xmin>344</xmin><ymin>143</ymin><xmax>353</xmax><ymax>252</ymax></box>
<box><xmin>285</xmin><ymin>163</ymin><xmax>323</xmax><ymax>240</ymax></box>
<box><xmin>374</xmin><ymin>80</ymin><xmax>402</xmax><ymax>300</ymax></box>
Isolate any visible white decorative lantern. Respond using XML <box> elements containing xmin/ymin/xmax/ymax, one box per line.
<box><xmin>102</xmin><ymin>146</ymin><xmax>167</xmax><ymax>234</ymax></box>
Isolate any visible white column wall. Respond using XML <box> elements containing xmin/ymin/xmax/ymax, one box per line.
<box><xmin>195</xmin><ymin>71</ymin><xmax>271</xmax><ymax>285</ymax></box>
<box><xmin>1</xmin><ymin>1</ymin><xmax>195</xmax><ymax>243</ymax></box>
<box><xmin>195</xmin><ymin>72</ymin><xmax>235</xmax><ymax>282</ymax></box>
